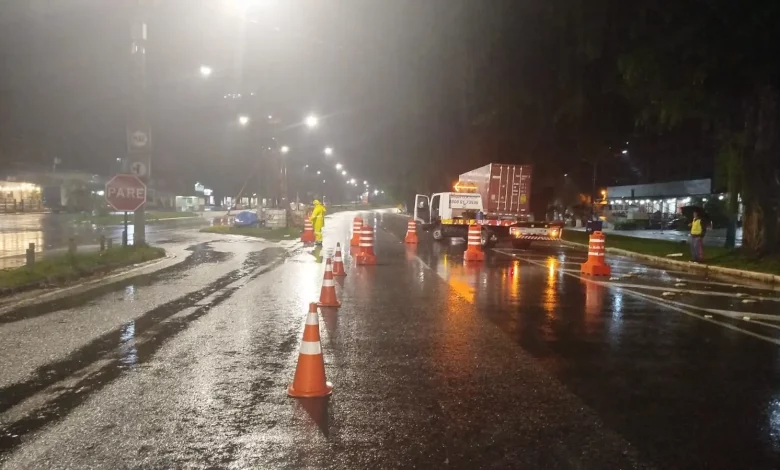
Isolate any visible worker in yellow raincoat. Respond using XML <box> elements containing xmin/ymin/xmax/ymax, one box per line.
<box><xmin>310</xmin><ymin>199</ymin><xmax>326</xmax><ymax>246</ymax></box>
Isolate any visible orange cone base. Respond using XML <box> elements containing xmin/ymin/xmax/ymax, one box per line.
<box><xmin>318</xmin><ymin>298</ymin><xmax>341</xmax><ymax>308</ymax></box>
<box><xmin>405</xmin><ymin>234</ymin><xmax>418</xmax><ymax>244</ymax></box>
<box><xmin>464</xmin><ymin>250</ymin><xmax>485</xmax><ymax>262</ymax></box>
<box><xmin>288</xmin><ymin>381</ymin><xmax>333</xmax><ymax>398</ymax></box>
<box><xmin>356</xmin><ymin>253</ymin><xmax>377</xmax><ymax>265</ymax></box>
<box><xmin>581</xmin><ymin>262</ymin><xmax>611</xmax><ymax>276</ymax></box>
<box><xmin>288</xmin><ymin>381</ymin><xmax>332</xmax><ymax>398</ymax></box>
<box><xmin>301</xmin><ymin>233</ymin><xmax>315</xmax><ymax>243</ymax></box>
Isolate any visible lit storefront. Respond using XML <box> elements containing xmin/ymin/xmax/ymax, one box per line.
<box><xmin>0</xmin><ymin>181</ymin><xmax>43</xmax><ymax>212</ymax></box>
<box><xmin>603</xmin><ymin>178</ymin><xmax>727</xmax><ymax>225</ymax></box>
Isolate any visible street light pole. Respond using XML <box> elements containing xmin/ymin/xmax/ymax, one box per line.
<box><xmin>128</xmin><ymin>1</ymin><xmax>150</xmax><ymax>245</ymax></box>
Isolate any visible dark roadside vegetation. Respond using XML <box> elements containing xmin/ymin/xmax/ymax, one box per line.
<box><xmin>563</xmin><ymin>231</ymin><xmax>780</xmax><ymax>276</ymax></box>
<box><xmin>0</xmin><ymin>245</ymin><xmax>166</xmax><ymax>295</ymax></box>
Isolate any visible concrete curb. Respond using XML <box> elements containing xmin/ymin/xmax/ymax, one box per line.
<box><xmin>560</xmin><ymin>239</ymin><xmax>780</xmax><ymax>286</ymax></box>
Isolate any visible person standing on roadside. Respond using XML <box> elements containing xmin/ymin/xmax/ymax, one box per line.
<box><xmin>310</xmin><ymin>199</ymin><xmax>326</xmax><ymax>246</ymax></box>
<box><xmin>689</xmin><ymin>210</ymin><xmax>704</xmax><ymax>262</ymax></box>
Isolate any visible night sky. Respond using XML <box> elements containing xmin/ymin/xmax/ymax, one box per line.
<box><xmin>0</xmin><ymin>0</ymin><xmax>715</xmax><ymax>204</ymax></box>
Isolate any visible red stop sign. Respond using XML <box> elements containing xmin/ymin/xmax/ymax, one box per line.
<box><xmin>105</xmin><ymin>174</ymin><xmax>147</xmax><ymax>211</ymax></box>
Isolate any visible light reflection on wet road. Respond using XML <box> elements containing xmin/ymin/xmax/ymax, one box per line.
<box><xmin>0</xmin><ymin>213</ymin><xmax>208</xmax><ymax>268</ymax></box>
<box><xmin>2</xmin><ymin>211</ymin><xmax>780</xmax><ymax>468</ymax></box>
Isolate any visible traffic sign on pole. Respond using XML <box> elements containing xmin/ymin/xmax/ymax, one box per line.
<box><xmin>105</xmin><ymin>174</ymin><xmax>147</xmax><ymax>212</ymax></box>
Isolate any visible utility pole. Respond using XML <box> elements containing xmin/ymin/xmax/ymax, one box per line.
<box><xmin>127</xmin><ymin>1</ymin><xmax>152</xmax><ymax>245</ymax></box>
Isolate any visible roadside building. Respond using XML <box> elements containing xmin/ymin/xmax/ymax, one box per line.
<box><xmin>602</xmin><ymin>178</ymin><xmax>734</xmax><ymax>228</ymax></box>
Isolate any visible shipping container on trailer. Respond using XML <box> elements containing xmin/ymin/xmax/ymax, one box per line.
<box><xmin>458</xmin><ymin>163</ymin><xmax>532</xmax><ymax>219</ymax></box>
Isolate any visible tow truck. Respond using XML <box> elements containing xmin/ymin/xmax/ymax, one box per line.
<box><xmin>413</xmin><ymin>163</ymin><xmax>563</xmax><ymax>248</ymax></box>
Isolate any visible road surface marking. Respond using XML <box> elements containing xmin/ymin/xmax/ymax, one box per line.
<box><xmin>494</xmin><ymin>249</ymin><xmax>780</xmax><ymax>347</ymax></box>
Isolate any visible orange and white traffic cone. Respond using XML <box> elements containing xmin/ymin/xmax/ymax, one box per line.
<box><xmin>356</xmin><ymin>224</ymin><xmax>377</xmax><ymax>265</ymax></box>
<box><xmin>463</xmin><ymin>224</ymin><xmax>485</xmax><ymax>262</ymax></box>
<box><xmin>288</xmin><ymin>302</ymin><xmax>333</xmax><ymax>398</ymax></box>
<box><xmin>404</xmin><ymin>219</ymin><xmax>418</xmax><ymax>244</ymax></box>
<box><xmin>350</xmin><ymin>216</ymin><xmax>363</xmax><ymax>246</ymax></box>
<box><xmin>580</xmin><ymin>231</ymin><xmax>611</xmax><ymax>276</ymax></box>
<box><xmin>301</xmin><ymin>219</ymin><xmax>316</xmax><ymax>243</ymax></box>
<box><xmin>318</xmin><ymin>256</ymin><xmax>341</xmax><ymax>307</ymax></box>
<box><xmin>332</xmin><ymin>243</ymin><xmax>346</xmax><ymax>277</ymax></box>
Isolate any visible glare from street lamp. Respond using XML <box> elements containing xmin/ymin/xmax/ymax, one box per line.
<box><xmin>280</xmin><ymin>146</ymin><xmax>289</xmax><ymax>154</ymax></box>
<box><xmin>322</xmin><ymin>179</ymin><xmax>326</xmax><ymax>184</ymax></box>
<box><xmin>341</xmin><ymin>170</ymin><xmax>347</xmax><ymax>176</ymax></box>
<box><xmin>363</xmin><ymin>180</ymin><xmax>368</xmax><ymax>185</ymax></box>
<box><xmin>350</xmin><ymin>178</ymin><xmax>355</xmax><ymax>184</ymax></box>
<box><xmin>305</xmin><ymin>115</ymin><xmax>319</xmax><ymax>128</ymax></box>
<box><xmin>621</xmin><ymin>149</ymin><xmax>628</xmax><ymax>154</ymax></box>
<box><xmin>335</xmin><ymin>163</ymin><xmax>342</xmax><ymax>170</ymax></box>
<box><xmin>199</xmin><ymin>65</ymin><xmax>212</xmax><ymax>77</ymax></box>
<box><xmin>324</xmin><ymin>147</ymin><xmax>333</xmax><ymax>156</ymax></box>
<box><xmin>238</xmin><ymin>115</ymin><xmax>250</xmax><ymax>126</ymax></box>
<box><xmin>316</xmin><ymin>170</ymin><xmax>321</xmax><ymax>175</ymax></box>
<box><xmin>373</xmin><ymin>189</ymin><xmax>379</xmax><ymax>195</ymax></box>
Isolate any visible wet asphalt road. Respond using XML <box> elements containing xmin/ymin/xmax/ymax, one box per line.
<box><xmin>2</xmin><ymin>211</ymin><xmax>780</xmax><ymax>468</ymax></box>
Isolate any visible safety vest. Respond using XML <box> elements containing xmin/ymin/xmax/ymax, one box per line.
<box><xmin>691</xmin><ymin>219</ymin><xmax>703</xmax><ymax>236</ymax></box>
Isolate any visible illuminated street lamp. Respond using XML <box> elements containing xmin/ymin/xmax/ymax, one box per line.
<box><xmin>238</xmin><ymin>115</ymin><xmax>250</xmax><ymax>126</ymax></box>
<box><xmin>350</xmin><ymin>178</ymin><xmax>356</xmax><ymax>184</ymax></box>
<box><xmin>324</xmin><ymin>147</ymin><xmax>333</xmax><ymax>156</ymax></box>
<box><xmin>335</xmin><ymin>163</ymin><xmax>343</xmax><ymax>170</ymax></box>
<box><xmin>199</xmin><ymin>65</ymin><xmax>213</xmax><ymax>77</ymax></box>
<box><xmin>316</xmin><ymin>170</ymin><xmax>321</xmax><ymax>175</ymax></box>
<box><xmin>305</xmin><ymin>115</ymin><xmax>319</xmax><ymax>128</ymax></box>
<box><xmin>280</xmin><ymin>145</ymin><xmax>290</xmax><ymax>154</ymax></box>
<box><xmin>341</xmin><ymin>170</ymin><xmax>347</xmax><ymax>176</ymax></box>
<box><xmin>363</xmin><ymin>180</ymin><xmax>368</xmax><ymax>185</ymax></box>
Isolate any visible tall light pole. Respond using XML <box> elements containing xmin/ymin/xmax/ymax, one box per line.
<box><xmin>127</xmin><ymin>1</ymin><xmax>151</xmax><ymax>245</ymax></box>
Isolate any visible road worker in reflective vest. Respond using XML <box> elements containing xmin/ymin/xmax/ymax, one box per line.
<box><xmin>310</xmin><ymin>199</ymin><xmax>326</xmax><ymax>246</ymax></box>
<box><xmin>689</xmin><ymin>210</ymin><xmax>704</xmax><ymax>262</ymax></box>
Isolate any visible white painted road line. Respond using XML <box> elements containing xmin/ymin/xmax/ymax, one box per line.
<box><xmin>494</xmin><ymin>249</ymin><xmax>780</xmax><ymax>347</ymax></box>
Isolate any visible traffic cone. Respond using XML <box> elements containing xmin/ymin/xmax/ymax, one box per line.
<box><xmin>350</xmin><ymin>217</ymin><xmax>363</xmax><ymax>246</ymax></box>
<box><xmin>581</xmin><ymin>231</ymin><xmax>611</xmax><ymax>276</ymax></box>
<box><xmin>463</xmin><ymin>224</ymin><xmax>485</xmax><ymax>262</ymax></box>
<box><xmin>288</xmin><ymin>302</ymin><xmax>333</xmax><ymax>398</ymax></box>
<box><xmin>332</xmin><ymin>243</ymin><xmax>346</xmax><ymax>276</ymax></box>
<box><xmin>356</xmin><ymin>224</ymin><xmax>377</xmax><ymax>265</ymax></box>
<box><xmin>404</xmin><ymin>219</ymin><xmax>418</xmax><ymax>244</ymax></box>
<box><xmin>301</xmin><ymin>219</ymin><xmax>316</xmax><ymax>243</ymax></box>
<box><xmin>318</xmin><ymin>256</ymin><xmax>341</xmax><ymax>307</ymax></box>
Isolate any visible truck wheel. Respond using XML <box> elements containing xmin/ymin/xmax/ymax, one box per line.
<box><xmin>512</xmin><ymin>240</ymin><xmax>532</xmax><ymax>249</ymax></box>
<box><xmin>432</xmin><ymin>227</ymin><xmax>444</xmax><ymax>241</ymax></box>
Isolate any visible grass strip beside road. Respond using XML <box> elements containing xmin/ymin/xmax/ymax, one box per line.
<box><xmin>0</xmin><ymin>245</ymin><xmax>166</xmax><ymax>293</ymax></box>
<box><xmin>562</xmin><ymin>230</ymin><xmax>780</xmax><ymax>275</ymax></box>
<box><xmin>200</xmin><ymin>225</ymin><xmax>300</xmax><ymax>241</ymax></box>
<box><xmin>75</xmin><ymin>211</ymin><xmax>200</xmax><ymax>226</ymax></box>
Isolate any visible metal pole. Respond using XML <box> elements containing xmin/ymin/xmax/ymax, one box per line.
<box><xmin>591</xmin><ymin>162</ymin><xmax>597</xmax><ymax>220</ymax></box>
<box><xmin>123</xmin><ymin>211</ymin><xmax>129</xmax><ymax>246</ymax></box>
<box><xmin>130</xmin><ymin>3</ymin><xmax>148</xmax><ymax>245</ymax></box>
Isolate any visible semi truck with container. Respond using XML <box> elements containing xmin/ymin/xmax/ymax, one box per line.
<box><xmin>413</xmin><ymin>163</ymin><xmax>563</xmax><ymax>248</ymax></box>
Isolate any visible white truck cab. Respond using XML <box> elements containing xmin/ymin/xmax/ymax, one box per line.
<box><xmin>413</xmin><ymin>191</ymin><xmax>562</xmax><ymax>248</ymax></box>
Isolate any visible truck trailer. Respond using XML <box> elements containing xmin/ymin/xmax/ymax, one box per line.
<box><xmin>413</xmin><ymin>163</ymin><xmax>563</xmax><ymax>248</ymax></box>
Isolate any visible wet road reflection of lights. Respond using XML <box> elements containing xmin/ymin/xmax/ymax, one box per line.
<box><xmin>118</xmin><ymin>320</ymin><xmax>138</xmax><ymax>369</ymax></box>
<box><xmin>769</xmin><ymin>398</ymin><xmax>780</xmax><ymax>451</ymax></box>
<box><xmin>124</xmin><ymin>285</ymin><xmax>136</xmax><ymax>302</ymax></box>
<box><xmin>544</xmin><ymin>258</ymin><xmax>558</xmax><ymax>315</ymax></box>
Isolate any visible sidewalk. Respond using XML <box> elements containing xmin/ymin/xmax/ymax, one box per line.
<box><xmin>568</xmin><ymin>226</ymin><xmax>742</xmax><ymax>247</ymax></box>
